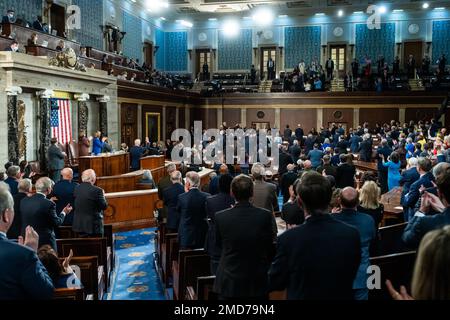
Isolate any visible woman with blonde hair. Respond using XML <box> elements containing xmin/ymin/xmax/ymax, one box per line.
<box><xmin>387</xmin><ymin>226</ymin><xmax>450</xmax><ymax>300</ymax></box>
<box><xmin>358</xmin><ymin>180</ymin><xmax>384</xmax><ymax>230</ymax></box>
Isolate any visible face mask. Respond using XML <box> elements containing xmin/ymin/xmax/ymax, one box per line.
<box><xmin>8</xmin><ymin>14</ymin><xmax>14</xmax><ymax>18</ymax></box>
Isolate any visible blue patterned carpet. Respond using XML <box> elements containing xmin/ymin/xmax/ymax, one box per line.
<box><xmin>107</xmin><ymin>228</ymin><xmax>166</xmax><ymax>300</ymax></box>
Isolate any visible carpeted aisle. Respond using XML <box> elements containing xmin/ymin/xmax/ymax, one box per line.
<box><xmin>107</xmin><ymin>228</ymin><xmax>166</xmax><ymax>300</ymax></box>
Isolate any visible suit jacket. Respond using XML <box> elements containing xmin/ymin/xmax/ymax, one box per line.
<box><xmin>4</xmin><ymin>177</ymin><xmax>18</xmax><ymax>195</ymax></box>
<box><xmin>33</xmin><ymin>20</ymin><xmax>44</xmax><ymax>31</ymax></box>
<box><xmin>400</xmin><ymin>168</ymin><xmax>420</xmax><ymax>205</ymax></box>
<box><xmin>20</xmin><ymin>193</ymin><xmax>65</xmax><ymax>250</ymax></box>
<box><xmin>177</xmin><ymin>189</ymin><xmax>210</xmax><ymax>249</ymax></box>
<box><xmin>205</xmin><ymin>192</ymin><xmax>235</xmax><ymax>260</ymax></box>
<box><xmin>333</xmin><ymin>209</ymin><xmax>376</xmax><ymax>289</ymax></box>
<box><xmin>162</xmin><ymin>183</ymin><xmax>185</xmax><ymax>230</ymax></box>
<box><xmin>252</xmin><ymin>180</ymin><xmax>279</xmax><ymax>213</ymax></box>
<box><xmin>72</xmin><ymin>183</ymin><xmax>108</xmax><ymax>235</ymax></box>
<box><xmin>295</xmin><ymin>128</ymin><xmax>304</xmax><ymax>140</ymax></box>
<box><xmin>7</xmin><ymin>192</ymin><xmax>28</xmax><ymax>239</ymax></box>
<box><xmin>404</xmin><ymin>172</ymin><xmax>435</xmax><ymax>209</ymax></box>
<box><xmin>336</xmin><ymin>163</ymin><xmax>356</xmax><ymax>189</ymax></box>
<box><xmin>280</xmin><ymin>171</ymin><xmax>299</xmax><ymax>203</ymax></box>
<box><xmin>283</xmin><ymin>128</ymin><xmax>292</xmax><ymax>139</ymax></box>
<box><xmin>47</xmin><ymin>144</ymin><xmax>65</xmax><ymax>171</ymax></box>
<box><xmin>377</xmin><ymin>146</ymin><xmax>392</xmax><ymax>171</ymax></box>
<box><xmin>403</xmin><ymin>207</ymin><xmax>450</xmax><ymax>248</ymax></box>
<box><xmin>268</xmin><ymin>214</ymin><xmax>361</xmax><ymax>300</ymax></box>
<box><xmin>278</xmin><ymin>151</ymin><xmax>294</xmax><ymax>176</ymax></box>
<box><xmin>0</xmin><ymin>233</ymin><xmax>54</xmax><ymax>300</ymax></box>
<box><xmin>129</xmin><ymin>146</ymin><xmax>144</xmax><ymax>171</ymax></box>
<box><xmin>52</xmin><ymin>180</ymin><xmax>79</xmax><ymax>225</ymax></box>
<box><xmin>358</xmin><ymin>140</ymin><xmax>372</xmax><ymax>162</ymax></box>
<box><xmin>214</xmin><ymin>202</ymin><xmax>275</xmax><ymax>298</ymax></box>
<box><xmin>289</xmin><ymin>144</ymin><xmax>301</xmax><ymax>163</ymax></box>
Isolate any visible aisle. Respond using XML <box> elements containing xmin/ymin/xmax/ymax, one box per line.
<box><xmin>107</xmin><ymin>228</ymin><xmax>165</xmax><ymax>300</ymax></box>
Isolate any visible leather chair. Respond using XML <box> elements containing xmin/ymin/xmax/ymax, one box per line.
<box><xmin>67</xmin><ymin>140</ymin><xmax>80</xmax><ymax>168</ymax></box>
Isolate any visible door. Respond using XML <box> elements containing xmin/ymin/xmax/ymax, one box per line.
<box><xmin>260</xmin><ymin>47</ymin><xmax>277</xmax><ymax>80</ymax></box>
<box><xmin>403</xmin><ymin>41</ymin><xmax>423</xmax><ymax>74</ymax></box>
<box><xmin>330</xmin><ymin>45</ymin><xmax>347</xmax><ymax>78</ymax></box>
<box><xmin>252</xmin><ymin>122</ymin><xmax>271</xmax><ymax>130</ymax></box>
<box><xmin>196</xmin><ymin>49</ymin><xmax>211</xmax><ymax>81</ymax></box>
<box><xmin>143</xmin><ymin>42</ymin><xmax>153</xmax><ymax>69</ymax></box>
<box><xmin>50</xmin><ymin>4</ymin><xmax>66</xmax><ymax>37</ymax></box>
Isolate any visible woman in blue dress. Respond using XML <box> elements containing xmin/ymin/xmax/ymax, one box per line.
<box><xmin>382</xmin><ymin>151</ymin><xmax>401</xmax><ymax>191</ymax></box>
<box><xmin>92</xmin><ymin>131</ymin><xmax>104</xmax><ymax>155</ymax></box>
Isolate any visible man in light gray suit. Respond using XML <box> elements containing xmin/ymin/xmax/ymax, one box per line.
<box><xmin>251</xmin><ymin>163</ymin><xmax>279</xmax><ymax>237</ymax></box>
<box><xmin>47</xmin><ymin>138</ymin><xmax>66</xmax><ymax>183</ymax></box>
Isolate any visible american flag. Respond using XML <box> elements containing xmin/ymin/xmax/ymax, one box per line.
<box><xmin>50</xmin><ymin>99</ymin><xmax>72</xmax><ymax>144</ymax></box>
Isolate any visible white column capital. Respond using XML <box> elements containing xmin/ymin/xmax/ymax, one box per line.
<box><xmin>5</xmin><ymin>86</ymin><xmax>22</xmax><ymax>96</ymax></box>
<box><xmin>36</xmin><ymin>89</ymin><xmax>54</xmax><ymax>99</ymax></box>
<box><xmin>97</xmin><ymin>95</ymin><xmax>110</xmax><ymax>103</ymax></box>
<box><xmin>74</xmin><ymin>93</ymin><xmax>90</xmax><ymax>101</ymax></box>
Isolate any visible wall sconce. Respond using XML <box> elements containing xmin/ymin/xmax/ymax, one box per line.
<box><xmin>321</xmin><ymin>45</ymin><xmax>327</xmax><ymax>56</ymax></box>
<box><xmin>212</xmin><ymin>48</ymin><xmax>217</xmax><ymax>59</ymax></box>
<box><xmin>187</xmin><ymin>49</ymin><xmax>192</xmax><ymax>60</ymax></box>
<box><xmin>278</xmin><ymin>46</ymin><xmax>284</xmax><ymax>56</ymax></box>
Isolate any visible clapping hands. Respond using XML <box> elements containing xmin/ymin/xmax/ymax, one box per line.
<box><xmin>18</xmin><ymin>226</ymin><xmax>39</xmax><ymax>252</ymax></box>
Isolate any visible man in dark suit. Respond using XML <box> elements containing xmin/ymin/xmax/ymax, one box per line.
<box><xmin>280</xmin><ymin>164</ymin><xmax>298</xmax><ymax>204</ymax></box>
<box><xmin>336</xmin><ymin>154</ymin><xmax>356</xmax><ymax>189</ymax></box>
<box><xmin>214</xmin><ymin>174</ymin><xmax>275</xmax><ymax>299</ymax></box>
<box><xmin>0</xmin><ymin>185</ymin><xmax>54</xmax><ymax>299</ymax></box>
<box><xmin>72</xmin><ymin>169</ymin><xmax>108</xmax><ymax>237</ymax></box>
<box><xmin>295</xmin><ymin>124</ymin><xmax>304</xmax><ymax>142</ymax></box>
<box><xmin>358</xmin><ymin>134</ymin><xmax>372</xmax><ymax>162</ymax></box>
<box><xmin>267</xmin><ymin>57</ymin><xmax>275</xmax><ymax>80</ymax></box>
<box><xmin>376</xmin><ymin>139</ymin><xmax>392</xmax><ymax>194</ymax></box>
<box><xmin>158</xmin><ymin>163</ymin><xmax>177</xmax><ymax>222</ymax></box>
<box><xmin>33</xmin><ymin>15</ymin><xmax>44</xmax><ymax>31</ymax></box>
<box><xmin>304</xmin><ymin>134</ymin><xmax>315</xmax><ymax>154</ymax></box>
<box><xmin>7</xmin><ymin>179</ymin><xmax>32</xmax><ymax>240</ymax></box>
<box><xmin>333</xmin><ymin>187</ymin><xmax>376</xmax><ymax>300</ymax></box>
<box><xmin>283</xmin><ymin>125</ymin><xmax>292</xmax><ymax>140</ymax></box>
<box><xmin>162</xmin><ymin>171</ymin><xmax>184</xmax><ymax>233</ymax></box>
<box><xmin>4</xmin><ymin>165</ymin><xmax>20</xmax><ymax>195</ymax></box>
<box><xmin>268</xmin><ymin>172</ymin><xmax>361</xmax><ymax>300</ymax></box>
<box><xmin>129</xmin><ymin>138</ymin><xmax>144</xmax><ymax>171</ymax></box>
<box><xmin>2</xmin><ymin>10</ymin><xmax>15</xmax><ymax>24</ymax></box>
<box><xmin>403</xmin><ymin>166</ymin><xmax>450</xmax><ymax>248</ymax></box>
<box><xmin>289</xmin><ymin>139</ymin><xmax>301</xmax><ymax>163</ymax></box>
<box><xmin>205</xmin><ymin>174</ymin><xmax>234</xmax><ymax>275</ymax></box>
<box><xmin>4</xmin><ymin>40</ymin><xmax>19</xmax><ymax>52</ymax></box>
<box><xmin>278</xmin><ymin>144</ymin><xmax>294</xmax><ymax>176</ymax></box>
<box><xmin>403</xmin><ymin>157</ymin><xmax>435</xmax><ymax>222</ymax></box>
<box><xmin>177</xmin><ymin>171</ymin><xmax>210</xmax><ymax>249</ymax></box>
<box><xmin>251</xmin><ymin>163</ymin><xmax>279</xmax><ymax>214</ymax></box>
<box><xmin>21</xmin><ymin>177</ymin><xmax>71</xmax><ymax>251</ymax></box>
<box><xmin>209</xmin><ymin>164</ymin><xmax>228</xmax><ymax>196</ymax></box>
<box><xmin>400</xmin><ymin>157</ymin><xmax>420</xmax><ymax>221</ymax></box>
<box><xmin>326</xmin><ymin>57</ymin><xmax>335</xmax><ymax>80</ymax></box>
<box><xmin>51</xmin><ymin>168</ymin><xmax>79</xmax><ymax>226</ymax></box>
<box><xmin>47</xmin><ymin>138</ymin><xmax>66</xmax><ymax>183</ymax></box>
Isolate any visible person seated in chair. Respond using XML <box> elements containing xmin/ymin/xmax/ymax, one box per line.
<box><xmin>139</xmin><ymin>170</ymin><xmax>155</xmax><ymax>188</ymax></box>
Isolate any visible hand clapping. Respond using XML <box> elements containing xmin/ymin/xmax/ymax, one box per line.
<box><xmin>18</xmin><ymin>226</ymin><xmax>39</xmax><ymax>252</ymax></box>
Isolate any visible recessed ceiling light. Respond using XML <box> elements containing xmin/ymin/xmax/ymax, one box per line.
<box><xmin>378</xmin><ymin>6</ymin><xmax>387</xmax><ymax>14</ymax></box>
<box><xmin>434</xmin><ymin>7</ymin><xmax>445</xmax><ymax>11</ymax></box>
<box><xmin>353</xmin><ymin>11</ymin><xmax>364</xmax><ymax>15</ymax></box>
<box><xmin>422</xmin><ymin>3</ymin><xmax>430</xmax><ymax>9</ymax></box>
<box><xmin>208</xmin><ymin>18</ymin><xmax>217</xmax><ymax>21</ymax></box>
<box><xmin>338</xmin><ymin>10</ymin><xmax>344</xmax><ymax>17</ymax></box>
<box><xmin>278</xmin><ymin>14</ymin><xmax>288</xmax><ymax>18</ymax></box>
<box><xmin>252</xmin><ymin>8</ymin><xmax>274</xmax><ymax>26</ymax></box>
<box><xmin>392</xmin><ymin>9</ymin><xmax>404</xmax><ymax>13</ymax></box>
<box><xmin>315</xmin><ymin>13</ymin><xmax>325</xmax><ymax>16</ymax></box>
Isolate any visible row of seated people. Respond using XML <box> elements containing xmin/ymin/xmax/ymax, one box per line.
<box><xmin>0</xmin><ymin>166</ymin><xmax>114</xmax><ymax>300</ymax></box>
<box><xmin>153</xmin><ymin>159</ymin><xmax>450</xmax><ymax>300</ymax></box>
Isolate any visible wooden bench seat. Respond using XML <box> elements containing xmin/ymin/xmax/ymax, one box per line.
<box><xmin>53</xmin><ymin>287</ymin><xmax>85</xmax><ymax>300</ymax></box>
<box><xmin>172</xmin><ymin>249</ymin><xmax>211</xmax><ymax>300</ymax></box>
<box><xmin>369</xmin><ymin>251</ymin><xmax>417</xmax><ymax>300</ymax></box>
<box><xmin>161</xmin><ymin>233</ymin><xmax>178</xmax><ymax>287</ymax></box>
<box><xmin>375</xmin><ymin>222</ymin><xmax>409</xmax><ymax>257</ymax></box>
<box><xmin>186</xmin><ymin>276</ymin><xmax>217</xmax><ymax>300</ymax></box>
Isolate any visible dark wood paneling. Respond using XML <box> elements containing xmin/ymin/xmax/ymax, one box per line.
<box><xmin>323</xmin><ymin>108</ymin><xmax>354</xmax><ymax>131</ymax></box>
<box><xmin>405</xmin><ymin>108</ymin><xmax>439</xmax><ymax>123</ymax></box>
<box><xmin>280</xmin><ymin>109</ymin><xmax>317</xmax><ymax>134</ymax></box>
<box><xmin>166</xmin><ymin>107</ymin><xmax>177</xmax><ymax>140</ymax></box>
<box><xmin>359</xmin><ymin>108</ymin><xmax>400</xmax><ymax>127</ymax></box>
<box><xmin>246</xmin><ymin>109</ymin><xmax>276</xmax><ymax>128</ymax></box>
<box><xmin>179</xmin><ymin>108</ymin><xmax>186</xmax><ymax>129</ymax></box>
<box><xmin>142</xmin><ymin>105</ymin><xmax>163</xmax><ymax>142</ymax></box>
<box><xmin>223</xmin><ymin>109</ymin><xmax>241</xmax><ymax>128</ymax></box>
<box><xmin>206</xmin><ymin>109</ymin><xmax>217</xmax><ymax>129</ymax></box>
<box><xmin>121</xmin><ymin>104</ymin><xmax>138</xmax><ymax>149</ymax></box>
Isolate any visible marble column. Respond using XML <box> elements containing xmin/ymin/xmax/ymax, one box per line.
<box><xmin>97</xmin><ymin>96</ymin><xmax>110</xmax><ymax>136</ymax></box>
<box><xmin>37</xmin><ymin>89</ymin><xmax>54</xmax><ymax>172</ymax></box>
<box><xmin>6</xmin><ymin>86</ymin><xmax>22</xmax><ymax>165</ymax></box>
<box><xmin>75</xmin><ymin>93</ymin><xmax>90</xmax><ymax>136</ymax></box>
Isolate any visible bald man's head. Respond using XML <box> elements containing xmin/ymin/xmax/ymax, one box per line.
<box><xmin>219</xmin><ymin>164</ymin><xmax>229</xmax><ymax>175</ymax></box>
<box><xmin>61</xmin><ymin>168</ymin><xmax>73</xmax><ymax>181</ymax></box>
<box><xmin>340</xmin><ymin>187</ymin><xmax>359</xmax><ymax>209</ymax></box>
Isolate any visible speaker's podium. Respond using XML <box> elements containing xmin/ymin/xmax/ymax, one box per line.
<box><xmin>79</xmin><ymin>152</ymin><xmax>130</xmax><ymax>177</ymax></box>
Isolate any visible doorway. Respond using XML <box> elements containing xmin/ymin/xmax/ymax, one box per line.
<box><xmin>329</xmin><ymin>45</ymin><xmax>347</xmax><ymax>78</ymax></box>
<box><xmin>196</xmin><ymin>49</ymin><xmax>211</xmax><ymax>81</ymax></box>
<box><xmin>143</xmin><ymin>42</ymin><xmax>153</xmax><ymax>70</ymax></box>
<box><xmin>252</xmin><ymin>122</ymin><xmax>271</xmax><ymax>130</ymax></box>
<box><xmin>260</xmin><ymin>47</ymin><xmax>276</xmax><ymax>80</ymax></box>
<box><xmin>50</xmin><ymin>4</ymin><xmax>66</xmax><ymax>37</ymax></box>
<box><xmin>403</xmin><ymin>41</ymin><xmax>423</xmax><ymax>71</ymax></box>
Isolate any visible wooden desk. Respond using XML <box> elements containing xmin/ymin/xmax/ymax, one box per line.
<box><xmin>354</xmin><ymin>160</ymin><xmax>378</xmax><ymax>172</ymax></box>
<box><xmin>104</xmin><ymin>189</ymin><xmax>158</xmax><ymax>232</ymax></box>
<box><xmin>79</xmin><ymin>153</ymin><xmax>129</xmax><ymax>177</ymax></box>
<box><xmin>141</xmin><ymin>155</ymin><xmax>165</xmax><ymax>170</ymax></box>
